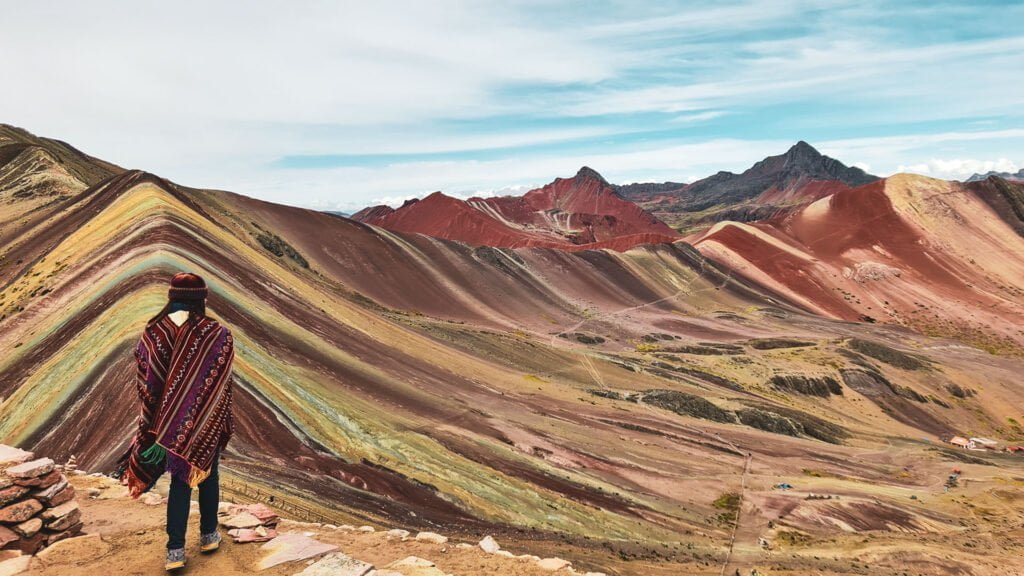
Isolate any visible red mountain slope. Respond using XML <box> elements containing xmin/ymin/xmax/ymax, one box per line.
<box><xmin>354</xmin><ymin>167</ymin><xmax>680</xmax><ymax>251</ymax></box>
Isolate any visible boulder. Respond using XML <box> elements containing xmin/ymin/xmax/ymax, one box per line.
<box><xmin>0</xmin><ymin>499</ymin><xmax>42</xmax><ymax>524</ymax></box>
<box><xmin>478</xmin><ymin>535</ymin><xmax>500</xmax><ymax>553</ymax></box>
<box><xmin>35</xmin><ymin>533</ymin><xmax>109</xmax><ymax>566</ymax></box>
<box><xmin>386</xmin><ymin>529</ymin><xmax>410</xmax><ymax>540</ymax></box>
<box><xmin>13</xmin><ymin>469</ymin><xmax>61</xmax><ymax>489</ymax></box>
<box><xmin>45</xmin><ymin>523</ymin><xmax>83</xmax><ymax>546</ymax></box>
<box><xmin>257</xmin><ymin>533</ymin><xmax>338</xmax><ymax>570</ymax></box>
<box><xmin>0</xmin><ymin>527</ymin><xmax>17</xmax><ymax>548</ymax></box>
<box><xmin>3</xmin><ymin>459</ymin><xmax>54</xmax><ymax>480</ymax></box>
<box><xmin>0</xmin><ymin>555</ymin><xmax>30</xmax><ymax>576</ymax></box>
<box><xmin>536</xmin><ymin>558</ymin><xmax>572</xmax><ymax>571</ymax></box>
<box><xmin>291</xmin><ymin>551</ymin><xmax>374</xmax><ymax>576</ymax></box>
<box><xmin>10</xmin><ymin>519</ymin><xmax>40</xmax><ymax>539</ymax></box>
<box><xmin>29</xmin><ymin>478</ymin><xmax>68</xmax><ymax>504</ymax></box>
<box><xmin>0</xmin><ymin>488</ymin><xmax>28</xmax><ymax>509</ymax></box>
<box><xmin>39</xmin><ymin>501</ymin><xmax>77</xmax><ymax>523</ymax></box>
<box><xmin>43</xmin><ymin>507</ymin><xmax>81</xmax><ymax>532</ymax></box>
<box><xmin>414</xmin><ymin>532</ymin><xmax>447</xmax><ymax>544</ymax></box>
<box><xmin>221</xmin><ymin>512</ymin><xmax>263</xmax><ymax>529</ymax></box>
<box><xmin>6</xmin><ymin>532</ymin><xmax>44</xmax><ymax>555</ymax></box>
<box><xmin>46</xmin><ymin>485</ymin><xmax>75</xmax><ymax>508</ymax></box>
<box><xmin>0</xmin><ymin>447</ymin><xmax>33</xmax><ymax>469</ymax></box>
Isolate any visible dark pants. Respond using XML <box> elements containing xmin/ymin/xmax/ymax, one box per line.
<box><xmin>166</xmin><ymin>455</ymin><xmax>219</xmax><ymax>550</ymax></box>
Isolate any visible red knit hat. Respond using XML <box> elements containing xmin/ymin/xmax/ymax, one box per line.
<box><xmin>168</xmin><ymin>272</ymin><xmax>208</xmax><ymax>301</ymax></box>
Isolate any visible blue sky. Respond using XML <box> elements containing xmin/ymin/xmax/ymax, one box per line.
<box><xmin>4</xmin><ymin>1</ymin><xmax>1023</xmax><ymax>211</ymax></box>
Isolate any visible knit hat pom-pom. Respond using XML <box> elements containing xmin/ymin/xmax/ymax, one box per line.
<box><xmin>168</xmin><ymin>272</ymin><xmax>208</xmax><ymax>301</ymax></box>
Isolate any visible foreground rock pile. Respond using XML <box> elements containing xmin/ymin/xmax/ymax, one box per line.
<box><xmin>0</xmin><ymin>445</ymin><xmax>81</xmax><ymax>557</ymax></box>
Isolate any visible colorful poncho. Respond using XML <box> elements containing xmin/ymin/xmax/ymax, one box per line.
<box><xmin>121</xmin><ymin>314</ymin><xmax>235</xmax><ymax>498</ymax></box>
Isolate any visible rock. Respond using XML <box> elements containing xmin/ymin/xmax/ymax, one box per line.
<box><xmin>454</xmin><ymin>543</ymin><xmax>474</xmax><ymax>550</ymax></box>
<box><xmin>95</xmin><ymin>485</ymin><xmax>128</xmax><ymax>500</ymax></box>
<box><xmin>44</xmin><ymin>507</ymin><xmax>81</xmax><ymax>532</ymax></box>
<box><xmin>386</xmin><ymin>529</ymin><xmax>410</xmax><ymax>539</ymax></box>
<box><xmin>337</xmin><ymin>525</ymin><xmax>356</xmax><ymax>531</ymax></box>
<box><xmin>494</xmin><ymin>550</ymin><xmax>515</xmax><ymax>558</ymax></box>
<box><xmin>6</xmin><ymin>532</ymin><xmax>44</xmax><ymax>555</ymax></box>
<box><xmin>322</xmin><ymin>524</ymin><xmax>337</xmax><ymax>530</ymax></box>
<box><xmin>35</xmin><ymin>533</ymin><xmax>109</xmax><ymax>566</ymax></box>
<box><xmin>29</xmin><ymin>477</ymin><xmax>67</xmax><ymax>503</ymax></box>
<box><xmin>583</xmin><ymin>572</ymin><xmax>608</xmax><ymax>576</ymax></box>
<box><xmin>0</xmin><ymin>551</ymin><xmax>20</xmax><ymax>562</ymax></box>
<box><xmin>388</xmin><ymin>557</ymin><xmax>435</xmax><ymax>568</ymax></box>
<box><xmin>0</xmin><ymin>527</ymin><xmax>17</xmax><ymax>548</ymax></box>
<box><xmin>536</xmin><ymin>558</ymin><xmax>572</xmax><ymax>571</ymax></box>
<box><xmin>11</xmin><ymin>519</ymin><xmax>40</xmax><ymax>539</ymax></box>
<box><xmin>13</xmin><ymin>469</ymin><xmax>61</xmax><ymax>489</ymax></box>
<box><xmin>222</xmin><ymin>512</ymin><xmax>263</xmax><ymax>529</ymax></box>
<box><xmin>516</xmin><ymin>554</ymin><xmax>540</xmax><ymax>562</ymax></box>
<box><xmin>39</xmin><ymin>500</ymin><xmax>77</xmax><ymax>522</ymax></box>
<box><xmin>478</xmin><ymin>535</ymin><xmax>500</xmax><ymax>553</ymax></box>
<box><xmin>357</xmin><ymin>525</ymin><xmax>375</xmax><ymax>533</ymax></box>
<box><xmin>414</xmin><ymin>532</ymin><xmax>447</xmax><ymax>544</ymax></box>
<box><xmin>140</xmin><ymin>492</ymin><xmax>163</xmax><ymax>506</ymax></box>
<box><xmin>0</xmin><ymin>555</ymin><xmax>30</xmax><ymax>576</ymax></box>
<box><xmin>0</xmin><ymin>447</ymin><xmax>33</xmax><ymax>469</ymax></box>
<box><xmin>0</xmin><ymin>480</ymin><xmax>9</xmax><ymax>492</ymax></box>
<box><xmin>227</xmin><ymin>527</ymin><xmax>277</xmax><ymax>543</ymax></box>
<box><xmin>0</xmin><ymin>499</ymin><xmax>42</xmax><ymax>524</ymax></box>
<box><xmin>291</xmin><ymin>551</ymin><xmax>374</xmax><ymax>576</ymax></box>
<box><xmin>44</xmin><ymin>523</ymin><xmax>83</xmax><ymax>546</ymax></box>
<box><xmin>3</xmin><ymin>459</ymin><xmax>54</xmax><ymax>480</ymax></box>
<box><xmin>257</xmin><ymin>533</ymin><xmax>338</xmax><ymax>570</ymax></box>
<box><xmin>0</xmin><ymin>487</ymin><xmax>29</xmax><ymax>509</ymax></box>
<box><xmin>86</xmin><ymin>488</ymin><xmax>101</xmax><ymax>498</ymax></box>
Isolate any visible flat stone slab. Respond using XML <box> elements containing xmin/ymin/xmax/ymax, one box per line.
<box><xmin>537</xmin><ymin>557</ymin><xmax>572</xmax><ymax>571</ymax></box>
<box><xmin>414</xmin><ymin>532</ymin><xmax>447</xmax><ymax>544</ymax></box>
<box><xmin>0</xmin><ymin>487</ymin><xmax>29</xmax><ymax>508</ymax></box>
<box><xmin>35</xmin><ymin>533</ymin><xmax>110</xmax><ymax>566</ymax></box>
<box><xmin>39</xmin><ymin>500</ymin><xmax>78</xmax><ymax>522</ymax></box>
<box><xmin>11</xmin><ymin>518</ymin><xmax>40</xmax><ymax>538</ymax></box>
<box><xmin>223</xmin><ymin>503</ymin><xmax>279</xmax><ymax>524</ymax></box>
<box><xmin>228</xmin><ymin>527</ymin><xmax>277</xmax><ymax>543</ymax></box>
<box><xmin>0</xmin><ymin>526</ymin><xmax>17</xmax><ymax>548</ymax></box>
<box><xmin>291</xmin><ymin>552</ymin><xmax>373</xmax><ymax>576</ymax></box>
<box><xmin>0</xmin><ymin>499</ymin><xmax>42</xmax><ymax>524</ymax></box>
<box><xmin>0</xmin><ymin>446</ymin><xmax>33</xmax><ymax>469</ymax></box>
<box><xmin>13</xmin><ymin>469</ymin><xmax>61</xmax><ymax>488</ymax></box>
<box><xmin>257</xmin><ymin>532</ymin><xmax>338</xmax><ymax>570</ymax></box>
<box><xmin>222</xmin><ymin>511</ymin><xmax>263</xmax><ymax>529</ymax></box>
<box><xmin>0</xmin><ymin>555</ymin><xmax>31</xmax><ymax>576</ymax></box>
<box><xmin>3</xmin><ymin>459</ymin><xmax>53</xmax><ymax>480</ymax></box>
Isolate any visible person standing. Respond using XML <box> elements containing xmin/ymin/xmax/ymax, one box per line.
<box><xmin>118</xmin><ymin>272</ymin><xmax>235</xmax><ymax>571</ymax></box>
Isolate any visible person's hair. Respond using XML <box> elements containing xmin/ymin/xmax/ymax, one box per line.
<box><xmin>146</xmin><ymin>298</ymin><xmax>207</xmax><ymax>327</ymax></box>
<box><xmin>147</xmin><ymin>272</ymin><xmax>210</xmax><ymax>326</ymax></box>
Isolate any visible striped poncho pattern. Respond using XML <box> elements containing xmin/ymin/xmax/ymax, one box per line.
<box><xmin>122</xmin><ymin>315</ymin><xmax>235</xmax><ymax>498</ymax></box>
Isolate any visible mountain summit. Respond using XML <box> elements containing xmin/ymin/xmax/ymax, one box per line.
<box><xmin>616</xmin><ymin>141</ymin><xmax>879</xmax><ymax>232</ymax></box>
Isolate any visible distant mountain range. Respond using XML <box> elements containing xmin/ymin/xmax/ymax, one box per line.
<box><xmin>967</xmin><ymin>168</ymin><xmax>1024</xmax><ymax>182</ymax></box>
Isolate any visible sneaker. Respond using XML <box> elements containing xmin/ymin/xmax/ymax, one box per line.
<box><xmin>200</xmin><ymin>530</ymin><xmax>221</xmax><ymax>553</ymax></box>
<box><xmin>165</xmin><ymin>548</ymin><xmax>186</xmax><ymax>571</ymax></box>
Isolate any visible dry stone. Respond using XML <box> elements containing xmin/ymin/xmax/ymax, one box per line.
<box><xmin>3</xmin><ymin>459</ymin><xmax>53</xmax><ymax>480</ymax></box>
<box><xmin>0</xmin><ymin>488</ymin><xmax>28</xmax><ymax>509</ymax></box>
<box><xmin>537</xmin><ymin>557</ymin><xmax>572</xmax><ymax>571</ymax></box>
<box><xmin>6</xmin><ymin>532</ymin><xmax>44</xmax><ymax>555</ymax></box>
<box><xmin>13</xmin><ymin>469</ymin><xmax>60</xmax><ymax>489</ymax></box>
<box><xmin>222</xmin><ymin>511</ymin><xmax>262</xmax><ymax>529</ymax></box>
<box><xmin>0</xmin><ymin>499</ymin><xmax>42</xmax><ymax>524</ymax></box>
<box><xmin>43</xmin><ymin>507</ymin><xmax>80</xmax><ymax>532</ymax></box>
<box><xmin>11</xmin><ymin>519</ymin><xmax>40</xmax><ymax>539</ymax></box>
<box><xmin>0</xmin><ymin>479</ymin><xmax>10</xmax><ymax>492</ymax></box>
<box><xmin>257</xmin><ymin>532</ymin><xmax>338</xmax><ymax>570</ymax></box>
<box><xmin>386</xmin><ymin>529</ymin><xmax>410</xmax><ymax>539</ymax></box>
<box><xmin>478</xmin><ymin>535</ymin><xmax>500</xmax><ymax>553</ymax></box>
<box><xmin>0</xmin><ymin>555</ymin><xmax>30</xmax><ymax>576</ymax></box>
<box><xmin>0</xmin><ymin>526</ymin><xmax>17</xmax><ymax>548</ymax></box>
<box><xmin>29</xmin><ymin>478</ymin><xmax>67</xmax><ymax>503</ymax></box>
<box><xmin>38</xmin><ymin>501</ymin><xmax>77</xmax><ymax>523</ymax></box>
<box><xmin>0</xmin><ymin>446</ymin><xmax>33</xmax><ymax>468</ymax></box>
<box><xmin>291</xmin><ymin>551</ymin><xmax>373</xmax><ymax>576</ymax></box>
<box><xmin>45</xmin><ymin>485</ymin><xmax>74</xmax><ymax>508</ymax></box>
<box><xmin>414</xmin><ymin>532</ymin><xmax>447</xmax><ymax>544</ymax></box>
<box><xmin>44</xmin><ymin>522</ymin><xmax>83</xmax><ymax>546</ymax></box>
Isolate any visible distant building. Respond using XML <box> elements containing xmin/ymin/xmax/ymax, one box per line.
<box><xmin>949</xmin><ymin>436</ymin><xmax>975</xmax><ymax>449</ymax></box>
<box><xmin>970</xmin><ymin>437</ymin><xmax>998</xmax><ymax>449</ymax></box>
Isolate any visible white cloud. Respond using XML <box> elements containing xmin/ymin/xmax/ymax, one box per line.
<box><xmin>898</xmin><ymin>158</ymin><xmax>1019</xmax><ymax>179</ymax></box>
